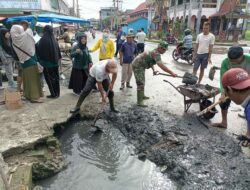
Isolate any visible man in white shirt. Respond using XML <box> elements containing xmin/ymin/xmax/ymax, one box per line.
<box><xmin>193</xmin><ymin>22</ymin><xmax>215</xmax><ymax>84</ymax></box>
<box><xmin>136</xmin><ymin>28</ymin><xmax>146</xmax><ymax>53</ymax></box>
<box><xmin>70</xmin><ymin>59</ymin><xmax>118</xmax><ymax>113</ymax></box>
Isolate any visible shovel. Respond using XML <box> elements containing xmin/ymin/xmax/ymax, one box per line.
<box><xmin>59</xmin><ymin>65</ymin><xmax>72</xmax><ymax>80</ymax></box>
<box><xmin>208</xmin><ymin>66</ymin><xmax>220</xmax><ymax>81</ymax></box>
<box><xmin>197</xmin><ymin>96</ymin><xmax>229</xmax><ymax>117</ymax></box>
<box><xmin>158</xmin><ymin>72</ymin><xmax>198</xmax><ymax>85</ymax></box>
<box><xmin>91</xmin><ymin>90</ymin><xmax>110</xmax><ymax>132</ymax></box>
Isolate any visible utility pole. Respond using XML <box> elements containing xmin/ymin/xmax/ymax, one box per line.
<box><xmin>196</xmin><ymin>0</ymin><xmax>202</xmax><ymax>35</ymax></box>
<box><xmin>76</xmin><ymin>0</ymin><xmax>79</xmax><ymax>17</ymax></box>
<box><xmin>73</xmin><ymin>0</ymin><xmax>75</xmax><ymax>16</ymax></box>
<box><xmin>187</xmin><ymin>0</ymin><xmax>192</xmax><ymax>28</ymax></box>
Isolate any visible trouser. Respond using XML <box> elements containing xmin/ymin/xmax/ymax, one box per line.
<box><xmin>0</xmin><ymin>68</ymin><xmax>2</xmax><ymax>86</ymax></box>
<box><xmin>220</xmin><ymin>98</ymin><xmax>231</xmax><ymax>110</ymax></box>
<box><xmin>76</xmin><ymin>76</ymin><xmax>114</xmax><ymax>107</ymax></box>
<box><xmin>132</xmin><ymin>64</ymin><xmax>145</xmax><ymax>90</ymax></box>
<box><xmin>137</xmin><ymin>43</ymin><xmax>145</xmax><ymax>53</ymax></box>
<box><xmin>3</xmin><ymin>61</ymin><xmax>14</xmax><ymax>84</ymax></box>
<box><xmin>115</xmin><ymin>43</ymin><xmax>122</xmax><ymax>56</ymax></box>
<box><xmin>121</xmin><ymin>63</ymin><xmax>133</xmax><ymax>84</ymax></box>
<box><xmin>43</xmin><ymin>66</ymin><xmax>60</xmax><ymax>97</ymax></box>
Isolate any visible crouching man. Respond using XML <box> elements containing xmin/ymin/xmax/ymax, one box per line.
<box><xmin>222</xmin><ymin>68</ymin><xmax>250</xmax><ymax>139</ymax></box>
<box><xmin>70</xmin><ymin>59</ymin><xmax>118</xmax><ymax>113</ymax></box>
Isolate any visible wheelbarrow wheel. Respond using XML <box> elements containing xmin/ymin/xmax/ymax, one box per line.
<box><xmin>172</xmin><ymin>49</ymin><xmax>179</xmax><ymax>61</ymax></box>
<box><xmin>200</xmin><ymin>99</ymin><xmax>218</xmax><ymax>120</ymax></box>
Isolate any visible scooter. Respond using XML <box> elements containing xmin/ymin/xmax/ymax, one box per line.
<box><xmin>172</xmin><ymin>42</ymin><xmax>194</xmax><ymax>65</ymax></box>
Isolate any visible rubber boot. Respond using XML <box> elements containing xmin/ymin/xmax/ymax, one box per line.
<box><xmin>70</xmin><ymin>94</ymin><xmax>86</xmax><ymax>113</ymax></box>
<box><xmin>137</xmin><ymin>90</ymin><xmax>148</xmax><ymax>107</ymax></box>
<box><xmin>109</xmin><ymin>97</ymin><xmax>119</xmax><ymax>113</ymax></box>
<box><xmin>17</xmin><ymin>76</ymin><xmax>23</xmax><ymax>92</ymax></box>
<box><xmin>143</xmin><ymin>91</ymin><xmax>150</xmax><ymax>100</ymax></box>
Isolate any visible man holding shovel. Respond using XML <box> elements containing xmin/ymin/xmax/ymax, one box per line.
<box><xmin>132</xmin><ymin>41</ymin><xmax>177</xmax><ymax>107</ymax></box>
<box><xmin>70</xmin><ymin>59</ymin><xmax>118</xmax><ymax>114</ymax></box>
<box><xmin>212</xmin><ymin>46</ymin><xmax>250</xmax><ymax>128</ymax></box>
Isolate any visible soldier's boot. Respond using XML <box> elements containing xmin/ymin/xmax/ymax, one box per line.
<box><xmin>137</xmin><ymin>90</ymin><xmax>148</xmax><ymax>107</ymax></box>
<box><xmin>108</xmin><ymin>91</ymin><xmax>119</xmax><ymax>113</ymax></box>
<box><xmin>143</xmin><ymin>91</ymin><xmax>150</xmax><ymax>100</ymax></box>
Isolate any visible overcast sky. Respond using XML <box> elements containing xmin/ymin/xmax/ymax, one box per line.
<box><xmin>65</xmin><ymin>0</ymin><xmax>145</xmax><ymax>19</ymax></box>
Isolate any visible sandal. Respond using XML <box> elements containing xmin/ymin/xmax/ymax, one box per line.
<box><xmin>236</xmin><ymin>135</ymin><xmax>250</xmax><ymax>147</ymax></box>
<box><xmin>211</xmin><ymin>123</ymin><xmax>227</xmax><ymax>129</ymax></box>
<box><xmin>30</xmin><ymin>99</ymin><xmax>43</xmax><ymax>103</ymax></box>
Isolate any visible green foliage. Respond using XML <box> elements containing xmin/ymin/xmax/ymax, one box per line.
<box><xmin>245</xmin><ymin>30</ymin><xmax>250</xmax><ymax>41</ymax></box>
<box><xmin>157</xmin><ymin>31</ymin><xmax>166</xmax><ymax>40</ymax></box>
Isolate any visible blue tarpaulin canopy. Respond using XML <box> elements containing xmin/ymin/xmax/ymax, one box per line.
<box><xmin>5</xmin><ymin>13</ymin><xmax>90</xmax><ymax>24</ymax></box>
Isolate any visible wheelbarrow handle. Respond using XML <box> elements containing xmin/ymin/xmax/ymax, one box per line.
<box><xmin>196</xmin><ymin>96</ymin><xmax>229</xmax><ymax>117</ymax></box>
<box><xmin>163</xmin><ymin>80</ymin><xmax>182</xmax><ymax>94</ymax></box>
<box><xmin>158</xmin><ymin>73</ymin><xmax>183</xmax><ymax>79</ymax></box>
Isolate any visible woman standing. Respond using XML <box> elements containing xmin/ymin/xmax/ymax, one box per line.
<box><xmin>37</xmin><ymin>25</ymin><xmax>61</xmax><ymax>98</ymax></box>
<box><xmin>0</xmin><ymin>28</ymin><xmax>17</xmax><ymax>88</ymax></box>
<box><xmin>10</xmin><ymin>25</ymin><xmax>43</xmax><ymax>103</ymax></box>
<box><xmin>69</xmin><ymin>33</ymin><xmax>92</xmax><ymax>95</ymax></box>
<box><xmin>90</xmin><ymin>29</ymin><xmax>115</xmax><ymax>61</ymax></box>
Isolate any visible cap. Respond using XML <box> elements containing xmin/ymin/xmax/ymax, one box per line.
<box><xmin>126</xmin><ymin>33</ymin><xmax>135</xmax><ymax>38</ymax></box>
<box><xmin>158</xmin><ymin>41</ymin><xmax>168</xmax><ymax>49</ymax></box>
<box><xmin>228</xmin><ymin>46</ymin><xmax>243</xmax><ymax>59</ymax></box>
<box><xmin>222</xmin><ymin>68</ymin><xmax>250</xmax><ymax>90</ymax></box>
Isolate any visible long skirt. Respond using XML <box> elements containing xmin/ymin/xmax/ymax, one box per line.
<box><xmin>43</xmin><ymin>66</ymin><xmax>60</xmax><ymax>97</ymax></box>
<box><xmin>68</xmin><ymin>68</ymin><xmax>88</xmax><ymax>94</ymax></box>
<box><xmin>22</xmin><ymin>64</ymin><xmax>43</xmax><ymax>101</ymax></box>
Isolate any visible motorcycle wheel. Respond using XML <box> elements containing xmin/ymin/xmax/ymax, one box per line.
<box><xmin>172</xmin><ymin>49</ymin><xmax>179</xmax><ymax>61</ymax></box>
<box><xmin>187</xmin><ymin>54</ymin><xmax>193</xmax><ymax>65</ymax></box>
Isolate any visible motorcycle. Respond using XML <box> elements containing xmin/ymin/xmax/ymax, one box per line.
<box><xmin>172</xmin><ymin>42</ymin><xmax>194</xmax><ymax>65</ymax></box>
<box><xmin>166</xmin><ymin>34</ymin><xmax>177</xmax><ymax>44</ymax></box>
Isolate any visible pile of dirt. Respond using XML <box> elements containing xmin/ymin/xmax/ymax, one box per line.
<box><xmin>103</xmin><ymin>105</ymin><xmax>250</xmax><ymax>189</ymax></box>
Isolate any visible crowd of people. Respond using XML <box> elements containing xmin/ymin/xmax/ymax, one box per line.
<box><xmin>0</xmin><ymin>21</ymin><xmax>250</xmax><ymax>144</ymax></box>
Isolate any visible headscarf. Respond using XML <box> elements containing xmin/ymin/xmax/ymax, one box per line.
<box><xmin>77</xmin><ymin>33</ymin><xmax>87</xmax><ymax>50</ymax></box>
<box><xmin>36</xmin><ymin>25</ymin><xmax>61</xmax><ymax>63</ymax></box>
<box><xmin>101</xmin><ymin>32</ymin><xmax>109</xmax><ymax>54</ymax></box>
<box><xmin>10</xmin><ymin>25</ymin><xmax>35</xmax><ymax>63</ymax></box>
<box><xmin>0</xmin><ymin>28</ymin><xmax>13</xmax><ymax>56</ymax></box>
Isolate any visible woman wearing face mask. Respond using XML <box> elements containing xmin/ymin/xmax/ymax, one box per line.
<box><xmin>11</xmin><ymin>25</ymin><xmax>43</xmax><ymax>103</ymax></box>
<box><xmin>69</xmin><ymin>33</ymin><xmax>93</xmax><ymax>95</ymax></box>
<box><xmin>36</xmin><ymin>25</ymin><xmax>62</xmax><ymax>98</ymax></box>
<box><xmin>89</xmin><ymin>29</ymin><xmax>115</xmax><ymax>61</ymax></box>
<box><xmin>0</xmin><ymin>28</ymin><xmax>18</xmax><ymax>88</ymax></box>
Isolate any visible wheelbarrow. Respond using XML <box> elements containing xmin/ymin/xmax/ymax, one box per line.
<box><xmin>164</xmin><ymin>80</ymin><xmax>220</xmax><ymax>119</ymax></box>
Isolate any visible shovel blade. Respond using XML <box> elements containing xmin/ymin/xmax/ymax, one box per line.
<box><xmin>182</xmin><ymin>72</ymin><xmax>198</xmax><ymax>85</ymax></box>
<box><xmin>209</xmin><ymin>67</ymin><xmax>216</xmax><ymax>81</ymax></box>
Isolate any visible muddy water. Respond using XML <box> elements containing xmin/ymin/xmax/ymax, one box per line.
<box><xmin>37</xmin><ymin>119</ymin><xmax>176</xmax><ymax>190</ymax></box>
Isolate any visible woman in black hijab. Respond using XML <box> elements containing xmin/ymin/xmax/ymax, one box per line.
<box><xmin>37</xmin><ymin>25</ymin><xmax>62</xmax><ymax>98</ymax></box>
<box><xmin>69</xmin><ymin>33</ymin><xmax>92</xmax><ymax>95</ymax></box>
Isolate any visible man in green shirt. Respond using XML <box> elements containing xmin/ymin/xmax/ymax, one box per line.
<box><xmin>213</xmin><ymin>46</ymin><xmax>250</xmax><ymax>128</ymax></box>
<box><xmin>132</xmin><ymin>41</ymin><xmax>177</xmax><ymax>107</ymax></box>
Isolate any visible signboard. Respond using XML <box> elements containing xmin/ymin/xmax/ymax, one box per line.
<box><xmin>0</xmin><ymin>0</ymin><xmax>41</xmax><ymax>10</ymax></box>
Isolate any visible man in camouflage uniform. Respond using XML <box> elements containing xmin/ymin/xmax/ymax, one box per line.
<box><xmin>132</xmin><ymin>41</ymin><xmax>177</xmax><ymax>107</ymax></box>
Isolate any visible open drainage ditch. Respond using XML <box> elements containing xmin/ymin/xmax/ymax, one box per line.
<box><xmin>37</xmin><ymin>105</ymin><xmax>250</xmax><ymax>190</ymax></box>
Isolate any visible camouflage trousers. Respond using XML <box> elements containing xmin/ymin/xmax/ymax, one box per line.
<box><xmin>132</xmin><ymin>63</ymin><xmax>145</xmax><ymax>91</ymax></box>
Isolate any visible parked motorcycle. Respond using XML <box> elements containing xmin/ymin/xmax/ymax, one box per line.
<box><xmin>172</xmin><ymin>42</ymin><xmax>194</xmax><ymax>65</ymax></box>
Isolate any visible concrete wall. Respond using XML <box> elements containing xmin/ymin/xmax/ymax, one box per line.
<box><xmin>128</xmin><ymin>18</ymin><xmax>148</xmax><ymax>33</ymax></box>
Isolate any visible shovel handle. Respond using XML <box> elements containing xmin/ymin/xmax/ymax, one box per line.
<box><xmin>197</xmin><ymin>96</ymin><xmax>229</xmax><ymax>117</ymax></box>
<box><xmin>158</xmin><ymin>73</ymin><xmax>183</xmax><ymax>79</ymax></box>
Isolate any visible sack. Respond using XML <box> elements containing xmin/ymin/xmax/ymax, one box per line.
<box><xmin>37</xmin><ymin>63</ymin><xmax>44</xmax><ymax>73</ymax></box>
<box><xmin>4</xmin><ymin>89</ymin><xmax>22</xmax><ymax>110</ymax></box>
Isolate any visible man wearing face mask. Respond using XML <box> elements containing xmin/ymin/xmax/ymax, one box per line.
<box><xmin>90</xmin><ymin>29</ymin><xmax>115</xmax><ymax>61</ymax></box>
